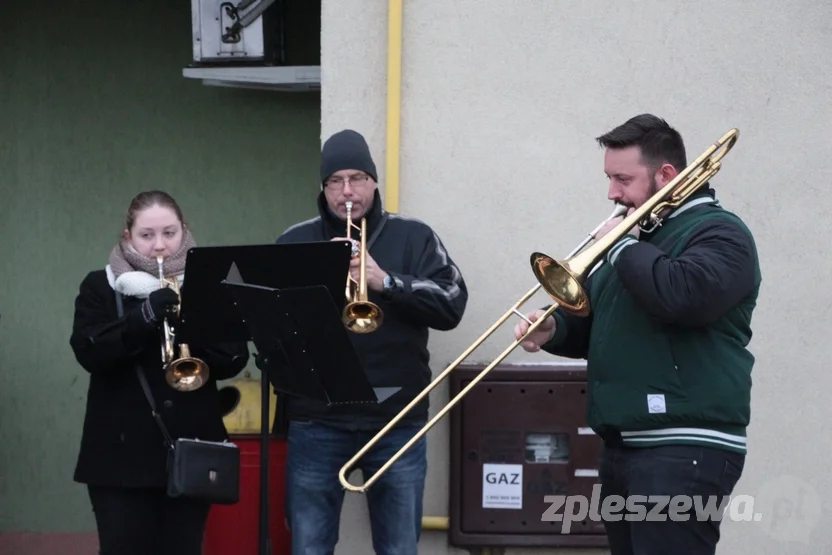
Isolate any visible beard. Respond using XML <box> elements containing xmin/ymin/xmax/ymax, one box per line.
<box><xmin>648</xmin><ymin>174</ymin><xmax>659</xmax><ymax>196</ymax></box>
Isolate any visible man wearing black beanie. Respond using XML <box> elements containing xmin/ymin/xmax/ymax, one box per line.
<box><xmin>273</xmin><ymin>129</ymin><xmax>468</xmax><ymax>555</ymax></box>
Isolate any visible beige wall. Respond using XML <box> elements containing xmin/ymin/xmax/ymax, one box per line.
<box><xmin>322</xmin><ymin>1</ymin><xmax>831</xmax><ymax>554</ymax></box>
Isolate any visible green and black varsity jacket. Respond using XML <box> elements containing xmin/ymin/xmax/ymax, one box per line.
<box><xmin>541</xmin><ymin>187</ymin><xmax>761</xmax><ymax>455</ymax></box>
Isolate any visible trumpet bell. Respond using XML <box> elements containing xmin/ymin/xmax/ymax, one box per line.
<box><xmin>343</xmin><ymin>300</ymin><xmax>384</xmax><ymax>333</ymax></box>
<box><xmin>165</xmin><ymin>348</ymin><xmax>210</xmax><ymax>392</ymax></box>
<box><xmin>530</xmin><ymin>252</ymin><xmax>591</xmax><ymax>317</ymax></box>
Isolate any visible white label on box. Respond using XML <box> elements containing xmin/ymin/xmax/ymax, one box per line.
<box><xmin>482</xmin><ymin>463</ymin><xmax>523</xmax><ymax>509</ymax></box>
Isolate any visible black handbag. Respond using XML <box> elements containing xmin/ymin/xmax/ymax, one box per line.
<box><xmin>116</xmin><ymin>290</ymin><xmax>241</xmax><ymax>505</ymax></box>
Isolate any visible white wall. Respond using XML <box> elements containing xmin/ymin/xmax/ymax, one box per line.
<box><xmin>321</xmin><ymin>1</ymin><xmax>832</xmax><ymax>554</ymax></box>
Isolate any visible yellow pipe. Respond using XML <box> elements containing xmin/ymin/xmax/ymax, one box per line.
<box><xmin>385</xmin><ymin>0</ymin><xmax>403</xmax><ymax>214</ymax></box>
<box><xmin>387</xmin><ymin>6</ymin><xmax>451</xmax><ymax>542</ymax></box>
<box><xmin>421</xmin><ymin>516</ymin><xmax>449</xmax><ymax>530</ymax></box>
<box><xmin>385</xmin><ymin>6</ymin><xmax>452</xmax><ymax>543</ymax></box>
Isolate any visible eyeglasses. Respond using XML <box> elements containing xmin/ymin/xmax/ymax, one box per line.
<box><xmin>324</xmin><ymin>174</ymin><xmax>371</xmax><ymax>189</ymax></box>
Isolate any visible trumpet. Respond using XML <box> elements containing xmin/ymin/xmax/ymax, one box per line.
<box><xmin>337</xmin><ymin>127</ymin><xmax>739</xmax><ymax>493</ymax></box>
<box><xmin>156</xmin><ymin>255</ymin><xmax>210</xmax><ymax>392</ymax></box>
<box><xmin>341</xmin><ymin>200</ymin><xmax>383</xmax><ymax>333</ymax></box>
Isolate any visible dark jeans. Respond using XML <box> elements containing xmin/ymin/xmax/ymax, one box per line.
<box><xmin>598</xmin><ymin>444</ymin><xmax>745</xmax><ymax>555</ymax></box>
<box><xmin>285</xmin><ymin>420</ymin><xmax>427</xmax><ymax>555</ymax></box>
<box><xmin>87</xmin><ymin>485</ymin><xmax>211</xmax><ymax>555</ymax></box>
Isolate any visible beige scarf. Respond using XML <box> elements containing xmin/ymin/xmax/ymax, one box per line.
<box><xmin>107</xmin><ymin>228</ymin><xmax>196</xmax><ymax>297</ymax></box>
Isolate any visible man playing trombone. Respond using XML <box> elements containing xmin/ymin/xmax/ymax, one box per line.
<box><xmin>515</xmin><ymin>114</ymin><xmax>761</xmax><ymax>555</ymax></box>
<box><xmin>274</xmin><ymin>129</ymin><xmax>468</xmax><ymax>555</ymax></box>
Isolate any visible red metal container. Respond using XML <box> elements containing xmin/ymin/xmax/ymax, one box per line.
<box><xmin>203</xmin><ymin>435</ymin><xmax>292</xmax><ymax>555</ymax></box>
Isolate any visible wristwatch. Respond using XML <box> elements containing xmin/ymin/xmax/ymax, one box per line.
<box><xmin>382</xmin><ymin>274</ymin><xmax>396</xmax><ymax>296</ymax></box>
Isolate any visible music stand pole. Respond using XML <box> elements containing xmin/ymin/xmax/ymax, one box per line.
<box><xmin>259</xmin><ymin>362</ymin><xmax>271</xmax><ymax>555</ymax></box>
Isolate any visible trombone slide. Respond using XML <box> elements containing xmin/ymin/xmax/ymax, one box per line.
<box><xmin>336</xmin><ymin>203</ymin><xmax>627</xmax><ymax>493</ymax></box>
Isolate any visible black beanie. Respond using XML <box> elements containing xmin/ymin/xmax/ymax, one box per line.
<box><xmin>320</xmin><ymin>129</ymin><xmax>378</xmax><ymax>184</ymax></box>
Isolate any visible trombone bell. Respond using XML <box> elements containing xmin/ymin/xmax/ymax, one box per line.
<box><xmin>530</xmin><ymin>254</ymin><xmax>591</xmax><ymax>316</ymax></box>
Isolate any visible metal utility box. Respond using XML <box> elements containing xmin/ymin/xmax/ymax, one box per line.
<box><xmin>190</xmin><ymin>0</ymin><xmax>320</xmax><ymax>65</ymax></box>
<box><xmin>448</xmin><ymin>362</ymin><xmax>608</xmax><ymax>548</ymax></box>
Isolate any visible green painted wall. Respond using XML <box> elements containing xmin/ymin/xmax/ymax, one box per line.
<box><xmin>0</xmin><ymin>1</ymin><xmax>321</xmax><ymax>532</ymax></box>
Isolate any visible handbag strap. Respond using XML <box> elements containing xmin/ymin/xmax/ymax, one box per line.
<box><xmin>115</xmin><ymin>290</ymin><xmax>175</xmax><ymax>451</ymax></box>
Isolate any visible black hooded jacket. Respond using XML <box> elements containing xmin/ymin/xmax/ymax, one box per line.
<box><xmin>273</xmin><ymin>190</ymin><xmax>468</xmax><ymax>430</ymax></box>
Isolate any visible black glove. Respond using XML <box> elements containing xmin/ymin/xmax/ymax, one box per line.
<box><xmin>141</xmin><ymin>288</ymin><xmax>179</xmax><ymax>325</ymax></box>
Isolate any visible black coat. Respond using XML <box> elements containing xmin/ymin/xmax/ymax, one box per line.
<box><xmin>70</xmin><ymin>269</ymin><xmax>249</xmax><ymax>489</ymax></box>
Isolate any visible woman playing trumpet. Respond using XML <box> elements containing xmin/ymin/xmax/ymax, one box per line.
<box><xmin>69</xmin><ymin>190</ymin><xmax>249</xmax><ymax>555</ymax></box>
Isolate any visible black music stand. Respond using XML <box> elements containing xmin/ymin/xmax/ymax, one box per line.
<box><xmin>179</xmin><ymin>242</ymin><xmax>399</xmax><ymax>555</ymax></box>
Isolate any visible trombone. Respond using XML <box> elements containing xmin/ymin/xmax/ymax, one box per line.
<box><xmin>341</xmin><ymin>200</ymin><xmax>384</xmax><ymax>333</ymax></box>
<box><xmin>337</xmin><ymin>127</ymin><xmax>739</xmax><ymax>493</ymax></box>
<box><xmin>156</xmin><ymin>255</ymin><xmax>210</xmax><ymax>392</ymax></box>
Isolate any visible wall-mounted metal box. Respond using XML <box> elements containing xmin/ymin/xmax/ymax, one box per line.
<box><xmin>190</xmin><ymin>0</ymin><xmax>320</xmax><ymax>65</ymax></box>
<box><xmin>448</xmin><ymin>362</ymin><xmax>608</xmax><ymax>548</ymax></box>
